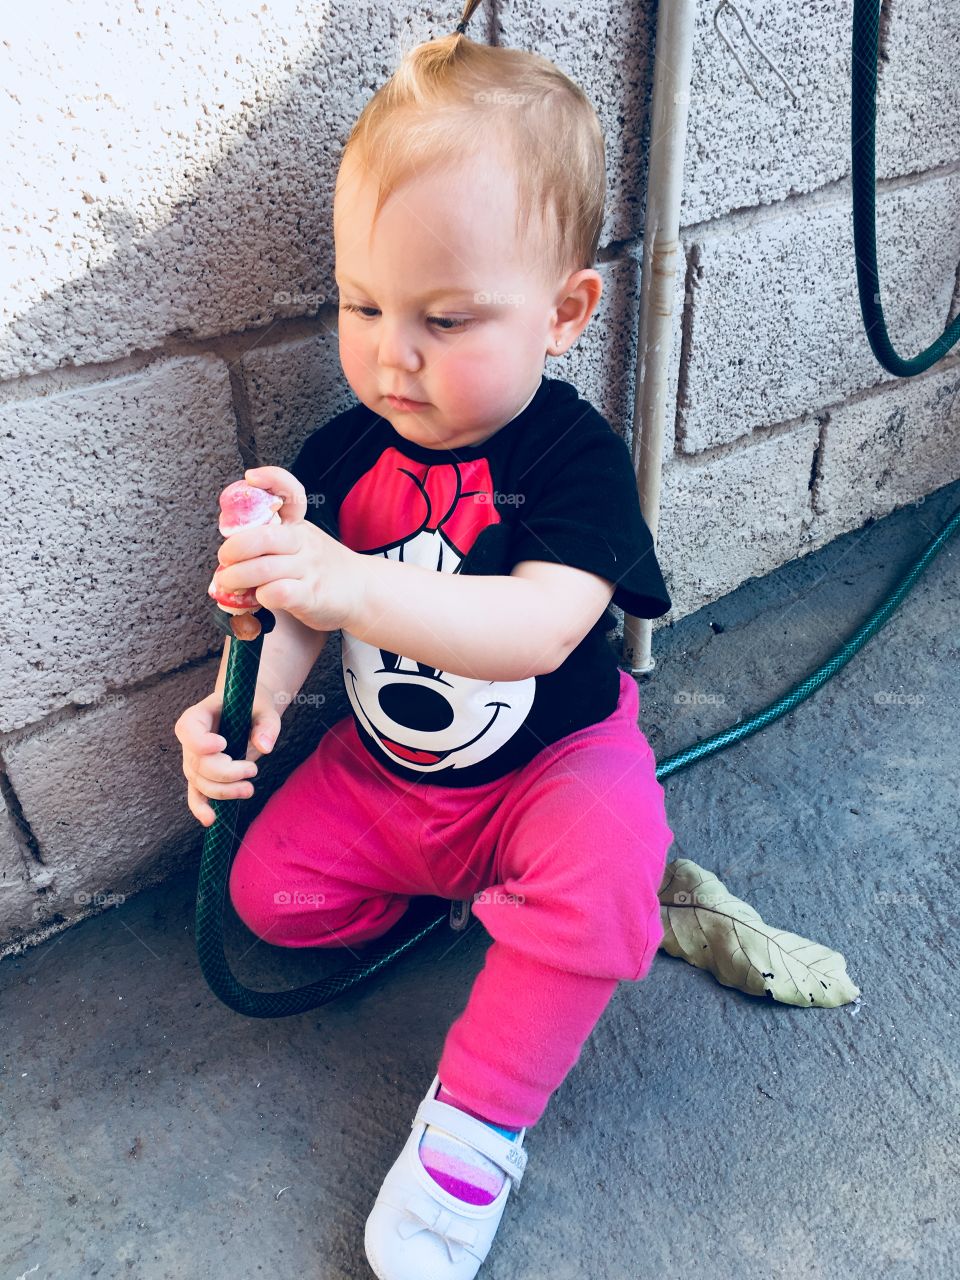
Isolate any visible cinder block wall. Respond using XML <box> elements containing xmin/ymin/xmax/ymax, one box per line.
<box><xmin>2</xmin><ymin>1</ymin><xmax>958</xmax><ymax>954</ymax></box>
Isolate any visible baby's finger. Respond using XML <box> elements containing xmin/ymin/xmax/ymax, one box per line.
<box><xmin>175</xmin><ymin>709</ymin><xmax>226</xmax><ymax>755</ymax></box>
<box><xmin>187</xmin><ymin>782</ymin><xmax>216</xmax><ymax>828</ymax></box>
<box><xmin>196</xmin><ymin>752</ymin><xmax>259</xmax><ymax>784</ymax></box>
<box><xmin>212</xmin><ymin>553</ymin><xmax>303</xmax><ymax>595</ymax></box>
<box><xmin>243</xmin><ymin>466</ymin><xmax>307</xmax><ymax>524</ymax></box>
<box><xmin>191</xmin><ymin>771</ymin><xmax>256</xmax><ymax>802</ymax></box>
<box><xmin>179</xmin><ymin>737</ymin><xmax>227</xmax><ymax>773</ymax></box>
<box><xmin>192</xmin><ymin>730</ymin><xmax>228</xmax><ymax>756</ymax></box>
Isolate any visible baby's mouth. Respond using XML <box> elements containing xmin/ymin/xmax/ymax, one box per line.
<box><xmin>386</xmin><ymin>393</ymin><xmax>429</xmax><ymax>411</ymax></box>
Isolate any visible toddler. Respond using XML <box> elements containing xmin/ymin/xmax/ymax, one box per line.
<box><xmin>176</xmin><ymin>13</ymin><xmax>674</xmax><ymax>1280</ymax></box>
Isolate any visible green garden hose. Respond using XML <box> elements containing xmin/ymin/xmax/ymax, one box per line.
<box><xmin>194</xmin><ymin>608</ymin><xmax>453</xmax><ymax>1019</ymax></box>
<box><xmin>194</xmin><ymin>1</ymin><xmax>960</xmax><ymax>1017</ymax></box>
<box><xmin>852</xmin><ymin>0</ymin><xmax>960</xmax><ymax>374</ymax></box>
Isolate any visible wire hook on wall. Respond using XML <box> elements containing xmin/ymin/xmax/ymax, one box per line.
<box><xmin>713</xmin><ymin>0</ymin><xmax>800</xmax><ymax>104</ymax></box>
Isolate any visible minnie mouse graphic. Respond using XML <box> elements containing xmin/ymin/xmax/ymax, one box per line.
<box><xmin>337</xmin><ymin>449</ymin><xmax>536</xmax><ymax>773</ymax></box>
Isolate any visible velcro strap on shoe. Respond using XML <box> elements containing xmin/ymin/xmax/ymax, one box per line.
<box><xmin>414</xmin><ymin>1098</ymin><xmax>527</xmax><ymax>1186</ymax></box>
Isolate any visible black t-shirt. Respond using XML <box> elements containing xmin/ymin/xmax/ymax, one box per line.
<box><xmin>289</xmin><ymin>374</ymin><xmax>671</xmax><ymax>788</ymax></box>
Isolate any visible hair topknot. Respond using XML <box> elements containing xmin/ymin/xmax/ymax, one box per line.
<box><xmin>335</xmin><ymin>3</ymin><xmax>606</xmax><ymax>286</ymax></box>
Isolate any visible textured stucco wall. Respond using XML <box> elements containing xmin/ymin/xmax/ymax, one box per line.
<box><xmin>1</xmin><ymin>0</ymin><xmax>958</xmax><ymax>952</ymax></box>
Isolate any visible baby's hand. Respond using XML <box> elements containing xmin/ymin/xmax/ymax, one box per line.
<box><xmin>174</xmin><ymin>689</ymin><xmax>280</xmax><ymax>827</ymax></box>
<box><xmin>213</xmin><ymin>466</ymin><xmax>361</xmax><ymax>633</ymax></box>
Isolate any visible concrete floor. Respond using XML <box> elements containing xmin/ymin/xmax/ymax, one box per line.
<box><xmin>2</xmin><ymin>479</ymin><xmax>959</xmax><ymax>1280</ymax></box>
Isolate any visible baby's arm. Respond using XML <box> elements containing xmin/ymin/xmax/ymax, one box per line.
<box><xmin>347</xmin><ymin>557</ymin><xmax>610</xmax><ymax>683</ymax></box>
<box><xmin>214</xmin><ymin>607</ymin><xmax>330</xmax><ymax>724</ymax></box>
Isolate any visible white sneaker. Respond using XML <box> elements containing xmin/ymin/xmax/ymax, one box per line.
<box><xmin>364</xmin><ymin>1074</ymin><xmax>528</xmax><ymax>1280</ymax></box>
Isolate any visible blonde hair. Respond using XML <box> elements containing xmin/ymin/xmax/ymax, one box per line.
<box><xmin>336</xmin><ymin>22</ymin><xmax>606</xmax><ymax>287</ymax></box>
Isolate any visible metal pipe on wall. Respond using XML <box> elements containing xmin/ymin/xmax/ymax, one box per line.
<box><xmin>622</xmin><ymin>0</ymin><xmax>697</xmax><ymax>675</ymax></box>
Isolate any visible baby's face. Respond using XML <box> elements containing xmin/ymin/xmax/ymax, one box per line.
<box><xmin>334</xmin><ymin>149</ymin><xmax>565</xmax><ymax>450</ymax></box>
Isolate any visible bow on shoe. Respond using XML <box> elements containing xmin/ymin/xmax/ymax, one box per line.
<box><xmin>396</xmin><ymin>1190</ymin><xmax>481</xmax><ymax>1264</ymax></box>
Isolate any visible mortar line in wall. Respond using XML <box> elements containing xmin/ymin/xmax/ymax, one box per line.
<box><xmin>613</xmin><ymin>157</ymin><xmax>960</xmax><ymax>256</ymax></box>
<box><xmin>807</xmin><ymin>413</ymin><xmax>829</xmax><ymax>518</ymax></box>
<box><xmin>227</xmin><ymin>363</ymin><xmax>260</xmax><ymax>472</ymax></box>
<box><xmin>878</xmin><ymin>1</ymin><xmax>893</xmax><ymax>63</ymax></box>
<box><xmin>673</xmin><ymin>243</ymin><xmax>702</xmax><ymax>453</ymax></box>
<box><xmin>597</xmin><ymin>237</ymin><xmax>634</xmax><ymax>264</ymax></box>
<box><xmin>721</xmin><ymin>157</ymin><xmax>960</xmax><ymax>233</ymax></box>
<box><xmin>0</xmin><ymin>643</ymin><xmax>227</xmax><ymax>755</ymax></box>
<box><xmin>669</xmin><ymin>407</ymin><xmax>821</xmax><ymax>467</ymax></box>
<box><xmin>0</xmin><ymin>768</ymin><xmax>47</xmax><ymax>870</ymax></box>
<box><xmin>488</xmin><ymin>0</ymin><xmax>500</xmax><ymax>46</ymax></box>
<box><xmin>669</xmin><ymin>346</ymin><xmax>960</xmax><ymax>469</ymax></box>
<box><xmin>0</xmin><ymin>310</ymin><xmax>339</xmax><ymax>405</ymax></box>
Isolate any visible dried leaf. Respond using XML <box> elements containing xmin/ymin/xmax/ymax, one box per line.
<box><xmin>658</xmin><ymin>858</ymin><xmax>860</xmax><ymax>1007</ymax></box>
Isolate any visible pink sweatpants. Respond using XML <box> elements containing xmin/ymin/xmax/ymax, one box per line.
<box><xmin>228</xmin><ymin>669</ymin><xmax>674</xmax><ymax>1129</ymax></box>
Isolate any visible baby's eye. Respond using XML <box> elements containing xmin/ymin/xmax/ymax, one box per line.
<box><xmin>340</xmin><ymin>303</ymin><xmax>469</xmax><ymax>332</ymax></box>
<box><xmin>427</xmin><ymin>315</ymin><xmax>469</xmax><ymax>331</ymax></box>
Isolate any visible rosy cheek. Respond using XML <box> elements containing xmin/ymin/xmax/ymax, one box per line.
<box><xmin>338</xmin><ymin>337</ymin><xmax>366</xmax><ymax>384</ymax></box>
<box><xmin>441</xmin><ymin>357</ymin><xmax>488</xmax><ymax>402</ymax></box>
